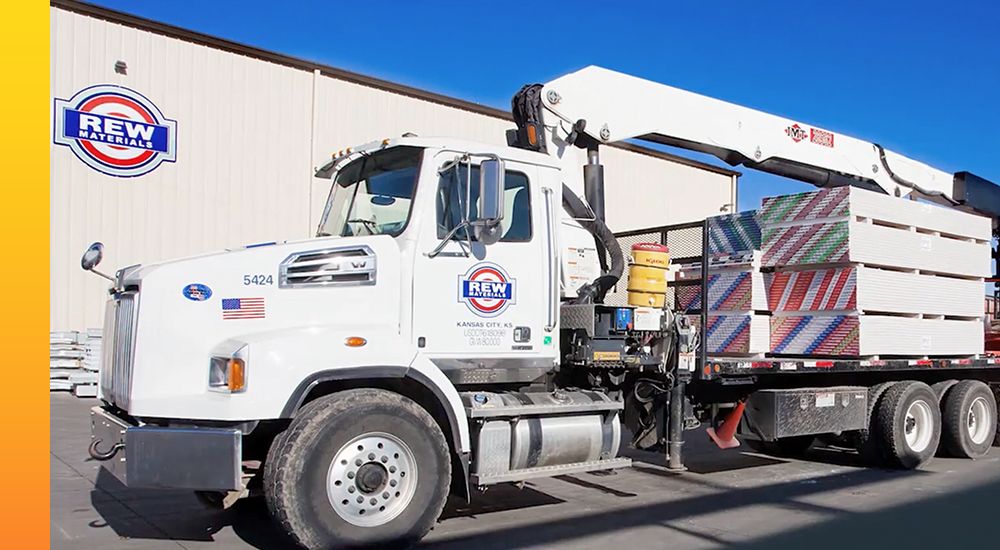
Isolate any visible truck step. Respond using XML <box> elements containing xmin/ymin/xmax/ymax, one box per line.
<box><xmin>471</xmin><ymin>457</ymin><xmax>632</xmax><ymax>485</ymax></box>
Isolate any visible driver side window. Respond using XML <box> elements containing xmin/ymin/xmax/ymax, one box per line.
<box><xmin>436</xmin><ymin>165</ymin><xmax>532</xmax><ymax>242</ymax></box>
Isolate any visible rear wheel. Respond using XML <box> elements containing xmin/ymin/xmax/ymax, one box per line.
<box><xmin>264</xmin><ymin>388</ymin><xmax>451</xmax><ymax>550</ymax></box>
<box><xmin>930</xmin><ymin>379</ymin><xmax>959</xmax><ymax>401</ymax></box>
<box><xmin>855</xmin><ymin>382</ymin><xmax>895</xmax><ymax>465</ymax></box>
<box><xmin>992</xmin><ymin>384</ymin><xmax>1000</xmax><ymax>447</ymax></box>
<box><xmin>941</xmin><ymin>380</ymin><xmax>996</xmax><ymax>459</ymax></box>
<box><xmin>930</xmin><ymin>380</ymin><xmax>959</xmax><ymax>456</ymax></box>
<box><xmin>876</xmin><ymin>381</ymin><xmax>941</xmax><ymax>469</ymax></box>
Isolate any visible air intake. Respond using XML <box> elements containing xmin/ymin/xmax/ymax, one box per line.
<box><xmin>279</xmin><ymin>245</ymin><xmax>377</xmax><ymax>288</ymax></box>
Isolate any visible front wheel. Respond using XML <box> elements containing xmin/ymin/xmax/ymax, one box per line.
<box><xmin>876</xmin><ymin>381</ymin><xmax>941</xmax><ymax>469</ymax></box>
<box><xmin>264</xmin><ymin>388</ymin><xmax>451</xmax><ymax>550</ymax></box>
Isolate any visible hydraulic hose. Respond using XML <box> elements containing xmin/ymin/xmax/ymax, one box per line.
<box><xmin>874</xmin><ymin>143</ymin><xmax>956</xmax><ymax>204</ymax></box>
<box><xmin>561</xmin><ymin>183</ymin><xmax>624</xmax><ymax>303</ymax></box>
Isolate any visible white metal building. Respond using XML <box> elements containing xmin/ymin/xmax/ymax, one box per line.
<box><xmin>50</xmin><ymin>0</ymin><xmax>740</xmax><ymax>331</ymax></box>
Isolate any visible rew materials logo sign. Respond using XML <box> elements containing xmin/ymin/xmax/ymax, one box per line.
<box><xmin>458</xmin><ymin>263</ymin><xmax>516</xmax><ymax>318</ymax></box>
<box><xmin>54</xmin><ymin>84</ymin><xmax>177</xmax><ymax>177</ymax></box>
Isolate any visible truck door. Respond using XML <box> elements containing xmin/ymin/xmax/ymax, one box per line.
<box><xmin>411</xmin><ymin>152</ymin><xmax>557</xmax><ymax>383</ymax></box>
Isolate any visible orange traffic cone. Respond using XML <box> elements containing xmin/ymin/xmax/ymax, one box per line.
<box><xmin>706</xmin><ymin>401</ymin><xmax>745</xmax><ymax>449</ymax></box>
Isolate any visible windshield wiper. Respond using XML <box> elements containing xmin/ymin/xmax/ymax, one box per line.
<box><xmin>347</xmin><ymin>218</ymin><xmax>378</xmax><ymax>228</ymax></box>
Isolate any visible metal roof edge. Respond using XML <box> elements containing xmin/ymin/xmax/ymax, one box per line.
<box><xmin>50</xmin><ymin>0</ymin><xmax>742</xmax><ymax>178</ymax></box>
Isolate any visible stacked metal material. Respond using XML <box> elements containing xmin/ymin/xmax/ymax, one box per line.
<box><xmin>760</xmin><ymin>187</ymin><xmax>990</xmax><ymax>357</ymax></box>
<box><xmin>76</xmin><ymin>328</ymin><xmax>102</xmax><ymax>397</ymax></box>
<box><xmin>50</xmin><ymin>329</ymin><xmax>100</xmax><ymax>397</ymax></box>
<box><xmin>677</xmin><ymin>212</ymin><xmax>770</xmax><ymax>355</ymax></box>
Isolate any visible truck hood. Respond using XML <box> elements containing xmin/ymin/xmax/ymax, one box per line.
<box><xmin>118</xmin><ymin>233</ymin><xmax>405</xmax><ymax>419</ymax></box>
<box><xmin>116</xmin><ymin>234</ymin><xmax>360</xmax><ymax>288</ymax></box>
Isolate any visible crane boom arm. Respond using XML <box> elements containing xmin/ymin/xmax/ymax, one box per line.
<box><xmin>530</xmin><ymin>66</ymin><xmax>1000</xmax><ymax>219</ymax></box>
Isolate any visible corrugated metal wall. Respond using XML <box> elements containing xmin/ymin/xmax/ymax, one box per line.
<box><xmin>50</xmin><ymin>6</ymin><xmax>736</xmax><ymax>331</ymax></box>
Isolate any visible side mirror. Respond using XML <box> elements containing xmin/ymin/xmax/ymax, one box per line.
<box><xmin>81</xmin><ymin>242</ymin><xmax>104</xmax><ymax>271</ymax></box>
<box><xmin>475</xmin><ymin>159</ymin><xmax>505</xmax><ymax>244</ymax></box>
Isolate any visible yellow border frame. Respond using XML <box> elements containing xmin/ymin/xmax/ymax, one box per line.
<box><xmin>0</xmin><ymin>1</ymin><xmax>49</xmax><ymax>546</ymax></box>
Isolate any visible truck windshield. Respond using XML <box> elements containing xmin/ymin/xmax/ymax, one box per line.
<box><xmin>318</xmin><ymin>146</ymin><xmax>422</xmax><ymax>237</ymax></box>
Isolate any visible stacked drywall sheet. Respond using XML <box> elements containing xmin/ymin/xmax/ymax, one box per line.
<box><xmin>687</xmin><ymin>310</ymin><xmax>772</xmax><ymax>356</ymax></box>
<box><xmin>759</xmin><ymin>187</ymin><xmax>990</xmax><ymax>357</ymax></box>
<box><xmin>707</xmin><ymin>210</ymin><xmax>761</xmax><ymax>257</ymax></box>
<box><xmin>767</xmin><ymin>267</ymin><xmax>984</xmax><ymax>317</ymax></box>
<box><xmin>770</xmin><ymin>315</ymin><xmax>983</xmax><ymax>357</ymax></box>
<box><xmin>50</xmin><ymin>329</ymin><xmax>101</xmax><ymax>397</ymax></box>
<box><xmin>676</xmin><ymin>253</ymin><xmax>768</xmax><ymax>312</ymax></box>
<box><xmin>676</xmin><ymin>212</ymin><xmax>770</xmax><ymax>355</ymax></box>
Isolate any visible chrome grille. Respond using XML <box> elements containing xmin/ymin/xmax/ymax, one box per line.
<box><xmin>279</xmin><ymin>245</ymin><xmax>376</xmax><ymax>288</ymax></box>
<box><xmin>100</xmin><ymin>292</ymin><xmax>138</xmax><ymax>409</ymax></box>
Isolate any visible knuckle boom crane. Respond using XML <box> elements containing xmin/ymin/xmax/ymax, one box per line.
<box><xmin>512</xmin><ymin>65</ymin><xmax>1000</xmax><ymax>221</ymax></box>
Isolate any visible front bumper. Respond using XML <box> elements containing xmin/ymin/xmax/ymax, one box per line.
<box><xmin>90</xmin><ymin>406</ymin><xmax>243</xmax><ymax>491</ymax></box>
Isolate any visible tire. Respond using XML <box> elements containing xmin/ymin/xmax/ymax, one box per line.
<box><xmin>744</xmin><ymin>435</ymin><xmax>814</xmax><ymax>457</ymax></box>
<box><xmin>876</xmin><ymin>381</ymin><xmax>941</xmax><ymax>469</ymax></box>
<box><xmin>941</xmin><ymin>380</ymin><xmax>996</xmax><ymax>459</ymax></box>
<box><xmin>930</xmin><ymin>379</ymin><xmax>958</xmax><ymax>401</ymax></box>
<box><xmin>930</xmin><ymin>380</ymin><xmax>959</xmax><ymax>457</ymax></box>
<box><xmin>264</xmin><ymin>389</ymin><xmax>451</xmax><ymax>550</ymax></box>
<box><xmin>992</xmin><ymin>384</ymin><xmax>1000</xmax><ymax>447</ymax></box>
<box><xmin>855</xmin><ymin>382</ymin><xmax>895</xmax><ymax>465</ymax></box>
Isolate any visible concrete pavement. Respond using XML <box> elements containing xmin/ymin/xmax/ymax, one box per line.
<box><xmin>51</xmin><ymin>393</ymin><xmax>1000</xmax><ymax>549</ymax></box>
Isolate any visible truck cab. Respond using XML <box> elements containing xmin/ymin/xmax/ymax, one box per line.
<box><xmin>91</xmin><ymin>136</ymin><xmax>626</xmax><ymax>548</ymax></box>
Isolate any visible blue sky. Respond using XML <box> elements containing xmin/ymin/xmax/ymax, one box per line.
<box><xmin>87</xmin><ymin>0</ymin><xmax>999</xmax><ymax>211</ymax></box>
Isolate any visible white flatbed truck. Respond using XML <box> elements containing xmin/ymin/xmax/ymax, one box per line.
<box><xmin>85</xmin><ymin>66</ymin><xmax>1000</xmax><ymax>549</ymax></box>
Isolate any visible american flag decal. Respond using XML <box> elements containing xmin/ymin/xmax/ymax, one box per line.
<box><xmin>222</xmin><ymin>297</ymin><xmax>265</xmax><ymax>320</ymax></box>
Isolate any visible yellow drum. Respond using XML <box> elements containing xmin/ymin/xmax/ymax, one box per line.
<box><xmin>631</xmin><ymin>242</ymin><xmax>671</xmax><ymax>269</ymax></box>
<box><xmin>627</xmin><ymin>243</ymin><xmax>670</xmax><ymax>308</ymax></box>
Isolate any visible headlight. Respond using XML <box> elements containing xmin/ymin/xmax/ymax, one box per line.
<box><xmin>209</xmin><ymin>350</ymin><xmax>247</xmax><ymax>393</ymax></box>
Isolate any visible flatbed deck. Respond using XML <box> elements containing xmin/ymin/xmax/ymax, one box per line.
<box><xmin>701</xmin><ymin>356</ymin><xmax>1000</xmax><ymax>379</ymax></box>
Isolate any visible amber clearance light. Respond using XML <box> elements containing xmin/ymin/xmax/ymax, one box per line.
<box><xmin>227</xmin><ymin>358</ymin><xmax>246</xmax><ymax>392</ymax></box>
<box><xmin>344</xmin><ymin>336</ymin><xmax>367</xmax><ymax>348</ymax></box>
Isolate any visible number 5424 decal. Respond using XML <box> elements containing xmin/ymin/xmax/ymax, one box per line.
<box><xmin>243</xmin><ymin>274</ymin><xmax>274</xmax><ymax>286</ymax></box>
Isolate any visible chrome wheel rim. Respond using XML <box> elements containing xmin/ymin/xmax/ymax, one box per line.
<box><xmin>967</xmin><ymin>397</ymin><xmax>992</xmax><ymax>445</ymax></box>
<box><xmin>326</xmin><ymin>432</ymin><xmax>417</xmax><ymax>527</ymax></box>
<box><xmin>904</xmin><ymin>400</ymin><xmax>934</xmax><ymax>453</ymax></box>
